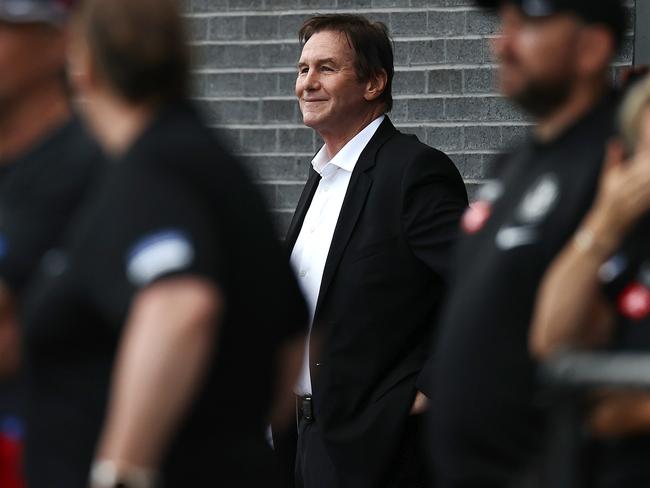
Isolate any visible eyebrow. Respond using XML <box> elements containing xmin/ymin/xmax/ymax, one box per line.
<box><xmin>297</xmin><ymin>57</ymin><xmax>338</xmax><ymax>67</ymax></box>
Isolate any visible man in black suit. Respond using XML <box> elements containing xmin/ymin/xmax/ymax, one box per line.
<box><xmin>282</xmin><ymin>14</ymin><xmax>468</xmax><ymax>488</ymax></box>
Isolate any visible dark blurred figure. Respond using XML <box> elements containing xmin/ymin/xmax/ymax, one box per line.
<box><xmin>0</xmin><ymin>0</ymin><xmax>103</xmax><ymax>485</ymax></box>
<box><xmin>427</xmin><ymin>0</ymin><xmax>625</xmax><ymax>486</ymax></box>
<box><xmin>531</xmin><ymin>75</ymin><xmax>650</xmax><ymax>487</ymax></box>
<box><xmin>19</xmin><ymin>0</ymin><xmax>307</xmax><ymax>487</ymax></box>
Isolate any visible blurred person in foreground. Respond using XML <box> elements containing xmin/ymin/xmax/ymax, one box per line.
<box><xmin>427</xmin><ymin>0</ymin><xmax>626</xmax><ymax>486</ymax></box>
<box><xmin>530</xmin><ymin>75</ymin><xmax>650</xmax><ymax>487</ymax></box>
<box><xmin>282</xmin><ymin>13</ymin><xmax>467</xmax><ymax>488</ymax></box>
<box><xmin>0</xmin><ymin>0</ymin><xmax>103</xmax><ymax>485</ymax></box>
<box><xmin>19</xmin><ymin>0</ymin><xmax>308</xmax><ymax>487</ymax></box>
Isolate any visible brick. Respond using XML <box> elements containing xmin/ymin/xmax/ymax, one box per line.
<box><xmin>464</xmin><ymin>125</ymin><xmax>502</xmax><ymax>151</ymax></box>
<box><xmin>463</xmin><ymin>68</ymin><xmax>497</xmax><ymax>93</ymax></box>
<box><xmin>426</xmin><ymin>126</ymin><xmax>464</xmax><ymax>152</ymax></box>
<box><xmin>393</xmin><ymin>71</ymin><xmax>427</xmax><ymax>95</ymax></box>
<box><xmin>260</xmin><ymin>43</ymin><xmax>301</xmax><ymax>68</ymax></box>
<box><xmin>261</xmin><ymin>100</ymin><xmax>299</xmax><ymax>123</ymax></box>
<box><xmin>390</xmin><ymin>12</ymin><xmax>428</xmax><ymax>37</ymax></box>
<box><xmin>245</xmin><ymin>16</ymin><xmax>279</xmax><ymax>40</ymax></box>
<box><xmin>427</xmin><ymin>11</ymin><xmax>466</xmax><ymax>37</ymax></box>
<box><xmin>275</xmin><ymin>183</ymin><xmax>305</xmax><ymax>209</ymax></box>
<box><xmin>466</xmin><ymin>10</ymin><xmax>500</xmax><ymax>36</ymax></box>
<box><xmin>238</xmin><ymin>128</ymin><xmax>278</xmax><ymax>153</ymax></box>
<box><xmin>407</xmin><ymin>40</ymin><xmax>446</xmax><ymax>66</ymax></box>
<box><xmin>444</xmin><ymin>96</ymin><xmax>525</xmax><ymax>122</ymax></box>
<box><xmin>204</xmin><ymin>73</ymin><xmax>244</xmax><ymax>96</ymax></box>
<box><xmin>278</xmin><ymin>128</ymin><xmax>316</xmax><ymax>153</ymax></box>
<box><xmin>204</xmin><ymin>100</ymin><xmax>261</xmax><ymax>124</ymax></box>
<box><xmin>407</xmin><ymin>98</ymin><xmax>445</xmax><ymax>121</ymax></box>
<box><xmin>186</xmin><ymin>17</ymin><xmax>209</xmax><ymax>41</ymax></box>
<box><xmin>208</xmin><ymin>16</ymin><xmax>245</xmax><ymax>40</ymax></box>
<box><xmin>243</xmin><ymin>72</ymin><xmax>283</xmax><ymax>97</ymax></box>
<box><xmin>428</xmin><ymin>69</ymin><xmax>463</xmax><ymax>94</ymax></box>
<box><xmin>446</xmin><ymin>38</ymin><xmax>484</xmax><ymax>63</ymax></box>
<box><xmin>242</xmin><ymin>155</ymin><xmax>311</xmax><ymax>181</ymax></box>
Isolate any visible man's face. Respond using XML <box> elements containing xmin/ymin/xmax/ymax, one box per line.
<box><xmin>492</xmin><ymin>4</ymin><xmax>583</xmax><ymax>117</ymax></box>
<box><xmin>296</xmin><ymin>30</ymin><xmax>371</xmax><ymax>137</ymax></box>
<box><xmin>0</xmin><ymin>20</ymin><xmax>64</xmax><ymax>113</ymax></box>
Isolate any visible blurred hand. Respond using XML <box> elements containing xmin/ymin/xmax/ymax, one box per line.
<box><xmin>586</xmin><ymin>139</ymin><xmax>650</xmax><ymax>250</ymax></box>
<box><xmin>588</xmin><ymin>391</ymin><xmax>650</xmax><ymax>438</ymax></box>
<box><xmin>410</xmin><ymin>390</ymin><xmax>429</xmax><ymax>415</ymax></box>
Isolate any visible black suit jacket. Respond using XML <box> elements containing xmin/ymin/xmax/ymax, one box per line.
<box><xmin>284</xmin><ymin>117</ymin><xmax>467</xmax><ymax>487</ymax></box>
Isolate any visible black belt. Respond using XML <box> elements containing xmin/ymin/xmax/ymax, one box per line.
<box><xmin>296</xmin><ymin>395</ymin><xmax>314</xmax><ymax>423</ymax></box>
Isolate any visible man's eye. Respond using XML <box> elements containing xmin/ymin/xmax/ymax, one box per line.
<box><xmin>321</xmin><ymin>66</ymin><xmax>334</xmax><ymax>72</ymax></box>
<box><xmin>298</xmin><ymin>67</ymin><xmax>309</xmax><ymax>75</ymax></box>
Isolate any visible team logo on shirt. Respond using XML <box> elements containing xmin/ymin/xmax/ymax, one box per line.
<box><xmin>461</xmin><ymin>181</ymin><xmax>504</xmax><ymax>234</ymax></box>
<box><xmin>618</xmin><ymin>282</ymin><xmax>650</xmax><ymax>320</ymax></box>
<box><xmin>516</xmin><ymin>173</ymin><xmax>560</xmax><ymax>224</ymax></box>
<box><xmin>126</xmin><ymin>229</ymin><xmax>194</xmax><ymax>287</ymax></box>
<box><xmin>495</xmin><ymin>174</ymin><xmax>560</xmax><ymax>251</ymax></box>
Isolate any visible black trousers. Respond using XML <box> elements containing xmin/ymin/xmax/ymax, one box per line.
<box><xmin>295</xmin><ymin>415</ymin><xmax>429</xmax><ymax>488</ymax></box>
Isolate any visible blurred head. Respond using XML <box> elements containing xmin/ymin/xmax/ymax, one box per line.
<box><xmin>478</xmin><ymin>0</ymin><xmax>623</xmax><ymax>117</ymax></box>
<box><xmin>70</xmin><ymin>0</ymin><xmax>189</xmax><ymax>106</ymax></box>
<box><xmin>296</xmin><ymin>14</ymin><xmax>392</xmax><ymax>138</ymax></box>
<box><xmin>0</xmin><ymin>0</ymin><xmax>75</xmax><ymax>114</ymax></box>
<box><xmin>619</xmin><ymin>76</ymin><xmax>650</xmax><ymax>156</ymax></box>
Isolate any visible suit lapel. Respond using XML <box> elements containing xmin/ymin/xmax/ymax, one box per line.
<box><xmin>313</xmin><ymin>117</ymin><xmax>397</xmax><ymax>319</ymax></box>
<box><xmin>286</xmin><ymin>167</ymin><xmax>321</xmax><ymax>253</ymax></box>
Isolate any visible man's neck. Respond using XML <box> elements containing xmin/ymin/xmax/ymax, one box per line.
<box><xmin>83</xmin><ymin>91</ymin><xmax>156</xmax><ymax>158</ymax></box>
<box><xmin>534</xmin><ymin>81</ymin><xmax>608</xmax><ymax>143</ymax></box>
<box><xmin>321</xmin><ymin>107</ymin><xmax>385</xmax><ymax>160</ymax></box>
<box><xmin>0</xmin><ymin>84</ymin><xmax>71</xmax><ymax>162</ymax></box>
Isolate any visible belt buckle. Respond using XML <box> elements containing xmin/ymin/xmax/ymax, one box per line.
<box><xmin>301</xmin><ymin>395</ymin><xmax>313</xmax><ymax>423</ymax></box>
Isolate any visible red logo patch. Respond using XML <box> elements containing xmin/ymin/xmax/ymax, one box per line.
<box><xmin>462</xmin><ymin>201</ymin><xmax>492</xmax><ymax>234</ymax></box>
<box><xmin>618</xmin><ymin>282</ymin><xmax>650</xmax><ymax>320</ymax></box>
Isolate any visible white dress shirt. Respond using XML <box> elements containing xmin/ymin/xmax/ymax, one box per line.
<box><xmin>291</xmin><ymin>115</ymin><xmax>385</xmax><ymax>395</ymax></box>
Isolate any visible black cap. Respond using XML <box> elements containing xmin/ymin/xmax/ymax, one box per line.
<box><xmin>475</xmin><ymin>0</ymin><xmax>626</xmax><ymax>45</ymax></box>
<box><xmin>0</xmin><ymin>0</ymin><xmax>76</xmax><ymax>27</ymax></box>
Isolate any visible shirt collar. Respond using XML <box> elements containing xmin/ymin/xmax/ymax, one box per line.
<box><xmin>311</xmin><ymin>115</ymin><xmax>385</xmax><ymax>175</ymax></box>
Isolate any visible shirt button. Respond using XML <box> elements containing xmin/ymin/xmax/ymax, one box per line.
<box><xmin>310</xmin><ymin>226</ymin><xmax>316</xmax><ymax>233</ymax></box>
<box><xmin>323</xmin><ymin>186</ymin><xmax>329</xmax><ymax>193</ymax></box>
<box><xmin>299</xmin><ymin>270</ymin><xmax>307</xmax><ymax>278</ymax></box>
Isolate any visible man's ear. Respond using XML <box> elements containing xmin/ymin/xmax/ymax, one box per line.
<box><xmin>66</xmin><ymin>29</ymin><xmax>95</xmax><ymax>97</ymax></box>
<box><xmin>576</xmin><ymin>26</ymin><xmax>615</xmax><ymax>78</ymax></box>
<box><xmin>364</xmin><ymin>69</ymin><xmax>388</xmax><ymax>102</ymax></box>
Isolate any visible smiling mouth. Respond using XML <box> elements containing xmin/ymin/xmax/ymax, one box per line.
<box><xmin>302</xmin><ymin>99</ymin><xmax>328</xmax><ymax>103</ymax></box>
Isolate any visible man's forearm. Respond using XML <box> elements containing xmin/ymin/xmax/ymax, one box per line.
<box><xmin>95</xmin><ymin>278</ymin><xmax>220</xmax><ymax>473</ymax></box>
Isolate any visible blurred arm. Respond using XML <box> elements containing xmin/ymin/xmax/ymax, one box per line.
<box><xmin>94</xmin><ymin>276</ymin><xmax>221</xmax><ymax>477</ymax></box>
<box><xmin>531</xmin><ymin>141</ymin><xmax>650</xmax><ymax>358</ymax></box>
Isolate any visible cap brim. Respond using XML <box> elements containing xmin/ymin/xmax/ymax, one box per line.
<box><xmin>0</xmin><ymin>3</ymin><xmax>67</xmax><ymax>26</ymax></box>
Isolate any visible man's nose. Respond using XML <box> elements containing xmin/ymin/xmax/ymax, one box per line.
<box><xmin>303</xmin><ymin>68</ymin><xmax>320</xmax><ymax>90</ymax></box>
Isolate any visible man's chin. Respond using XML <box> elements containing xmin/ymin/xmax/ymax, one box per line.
<box><xmin>301</xmin><ymin>115</ymin><xmax>323</xmax><ymax>130</ymax></box>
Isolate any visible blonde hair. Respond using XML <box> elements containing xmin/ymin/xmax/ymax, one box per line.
<box><xmin>620</xmin><ymin>75</ymin><xmax>650</xmax><ymax>154</ymax></box>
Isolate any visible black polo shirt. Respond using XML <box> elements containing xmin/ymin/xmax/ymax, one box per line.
<box><xmin>430</xmin><ymin>94</ymin><xmax>619</xmax><ymax>486</ymax></box>
<box><xmin>21</xmin><ymin>101</ymin><xmax>308</xmax><ymax>488</ymax></box>
<box><xmin>0</xmin><ymin>118</ymin><xmax>102</xmax><ymax>419</ymax></box>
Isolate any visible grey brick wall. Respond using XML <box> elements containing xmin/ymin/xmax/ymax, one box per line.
<box><xmin>183</xmin><ymin>0</ymin><xmax>636</xmax><ymax>236</ymax></box>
